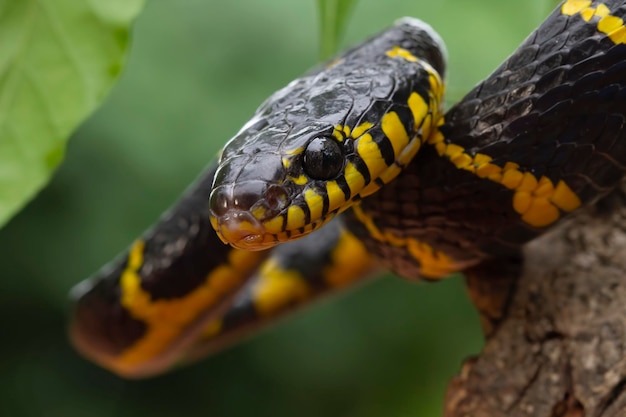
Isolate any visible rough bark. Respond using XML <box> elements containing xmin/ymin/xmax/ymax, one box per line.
<box><xmin>445</xmin><ymin>179</ymin><xmax>626</xmax><ymax>417</ymax></box>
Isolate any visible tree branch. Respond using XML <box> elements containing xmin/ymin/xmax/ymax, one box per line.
<box><xmin>445</xmin><ymin>179</ymin><xmax>626</xmax><ymax>417</ymax></box>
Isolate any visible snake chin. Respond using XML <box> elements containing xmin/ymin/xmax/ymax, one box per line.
<box><xmin>213</xmin><ymin>210</ymin><xmax>271</xmax><ymax>251</ymax></box>
<box><xmin>212</xmin><ymin>209</ymin><xmax>336</xmax><ymax>251</ymax></box>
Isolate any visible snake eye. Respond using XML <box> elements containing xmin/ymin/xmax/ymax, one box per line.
<box><xmin>303</xmin><ymin>136</ymin><xmax>344</xmax><ymax>180</ymax></box>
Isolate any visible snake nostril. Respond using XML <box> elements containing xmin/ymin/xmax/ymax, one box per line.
<box><xmin>209</xmin><ymin>186</ymin><xmax>231</xmax><ymax>218</ymax></box>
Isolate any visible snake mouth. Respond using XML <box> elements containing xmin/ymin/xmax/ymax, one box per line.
<box><xmin>212</xmin><ymin>209</ymin><xmax>338</xmax><ymax>251</ymax></box>
<box><xmin>212</xmin><ymin>210</ymin><xmax>273</xmax><ymax>251</ymax></box>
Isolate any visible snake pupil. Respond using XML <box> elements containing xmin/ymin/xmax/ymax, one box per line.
<box><xmin>303</xmin><ymin>136</ymin><xmax>344</xmax><ymax>180</ymax></box>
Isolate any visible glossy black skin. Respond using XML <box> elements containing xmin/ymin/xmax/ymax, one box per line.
<box><xmin>353</xmin><ymin>1</ymin><xmax>626</xmax><ymax>278</ymax></box>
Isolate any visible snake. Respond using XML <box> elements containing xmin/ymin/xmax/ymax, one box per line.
<box><xmin>69</xmin><ymin>0</ymin><xmax>626</xmax><ymax>378</ymax></box>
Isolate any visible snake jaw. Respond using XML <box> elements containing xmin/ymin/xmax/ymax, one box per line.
<box><xmin>212</xmin><ymin>209</ymin><xmax>270</xmax><ymax>250</ymax></box>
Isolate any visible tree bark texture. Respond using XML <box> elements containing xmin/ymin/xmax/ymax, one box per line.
<box><xmin>445</xmin><ymin>179</ymin><xmax>626</xmax><ymax>417</ymax></box>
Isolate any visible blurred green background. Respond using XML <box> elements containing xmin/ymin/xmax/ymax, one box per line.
<box><xmin>0</xmin><ymin>1</ymin><xmax>557</xmax><ymax>416</ymax></box>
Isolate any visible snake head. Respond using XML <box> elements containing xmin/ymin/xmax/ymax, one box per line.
<box><xmin>209</xmin><ymin>18</ymin><xmax>446</xmax><ymax>250</ymax></box>
<box><xmin>209</xmin><ymin>107</ymin><xmax>353</xmax><ymax>250</ymax></box>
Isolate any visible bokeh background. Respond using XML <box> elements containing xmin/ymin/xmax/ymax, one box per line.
<box><xmin>0</xmin><ymin>1</ymin><xmax>558</xmax><ymax>416</ymax></box>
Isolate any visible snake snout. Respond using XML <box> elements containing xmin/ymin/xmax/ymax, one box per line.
<box><xmin>209</xmin><ymin>181</ymin><xmax>290</xmax><ymax>249</ymax></box>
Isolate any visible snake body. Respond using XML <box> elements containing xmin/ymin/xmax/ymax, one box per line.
<box><xmin>70</xmin><ymin>0</ymin><xmax>626</xmax><ymax>378</ymax></box>
<box><xmin>352</xmin><ymin>0</ymin><xmax>626</xmax><ymax>278</ymax></box>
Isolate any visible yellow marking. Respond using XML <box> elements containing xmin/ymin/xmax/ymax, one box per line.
<box><xmin>351</xmin><ymin>122</ymin><xmax>373</xmax><ymax>138</ymax></box>
<box><xmin>385</xmin><ymin>46</ymin><xmax>418</xmax><ymax>62</ymax></box>
<box><xmin>289</xmin><ymin>175</ymin><xmax>308</xmax><ymax>185</ymax></box>
<box><xmin>421</xmin><ymin>114</ymin><xmax>434</xmax><ymax>136</ymax></box>
<box><xmin>443</xmin><ymin>143</ymin><xmax>464</xmax><ymax>159</ymax></box>
<box><xmin>429</xmin><ymin>73</ymin><xmax>444</xmax><ymax>98</ymax></box>
<box><xmin>517</xmin><ymin>172</ymin><xmax>538</xmax><ymax>192</ymax></box>
<box><xmin>581</xmin><ymin>7</ymin><xmax>595</xmax><ymax>21</ymax></box>
<box><xmin>264</xmin><ymin>210</ymin><xmax>336</xmax><ymax>244</ymax></box>
<box><xmin>522</xmin><ymin>197</ymin><xmax>560</xmax><ymax>227</ymax></box>
<box><xmin>562</xmin><ymin>0</ymin><xmax>592</xmax><ymax>15</ymax></box>
<box><xmin>344</xmin><ymin>162</ymin><xmax>366</xmax><ymax>196</ymax></box>
<box><xmin>377</xmin><ymin>164</ymin><xmax>402</xmax><ymax>187</ymax></box>
<box><xmin>113</xmin><ymin>242</ymin><xmax>264</xmax><ymax>375</ymax></box>
<box><xmin>513</xmin><ymin>191</ymin><xmax>532</xmax><ymax>214</ymax></box>
<box><xmin>281</xmin><ymin>157</ymin><xmax>291</xmax><ymax>169</ymax></box>
<box><xmin>396</xmin><ymin>132</ymin><xmax>423</xmax><ymax>167</ymax></box>
<box><xmin>332</xmin><ymin>128</ymin><xmax>344</xmax><ymax>141</ymax></box>
<box><xmin>501</xmin><ymin>167</ymin><xmax>524</xmax><ymax>189</ymax></box>
<box><xmin>251</xmin><ymin>205</ymin><xmax>267</xmax><ymax>220</ymax></box>
<box><xmin>304</xmin><ymin>189</ymin><xmax>324</xmax><ymax>221</ymax></box>
<box><xmin>608</xmin><ymin>25</ymin><xmax>626</xmax><ymax>44</ymax></box>
<box><xmin>334</xmin><ymin>122</ymin><xmax>373</xmax><ymax>142</ymax></box>
<box><xmin>503</xmin><ymin>161</ymin><xmax>520</xmax><ymax>171</ymax></box>
<box><xmin>252</xmin><ymin>259</ymin><xmax>311</xmax><ymax>316</ymax></box>
<box><xmin>562</xmin><ymin>0</ymin><xmax>626</xmax><ymax>45</ymax></box>
<box><xmin>450</xmin><ymin>152</ymin><xmax>473</xmax><ymax>169</ymax></box>
<box><xmin>408</xmin><ymin>92</ymin><xmax>428</xmax><ymax>129</ymax></box>
<box><xmin>286</xmin><ymin>205</ymin><xmax>306</xmax><ymax>229</ymax></box>
<box><xmin>475</xmin><ymin>162</ymin><xmax>501</xmax><ymax>178</ymax></box>
<box><xmin>360</xmin><ymin>183</ymin><xmax>380</xmax><ymax>199</ymax></box>
<box><xmin>357</xmin><ymin>133</ymin><xmax>387</xmax><ymax>178</ymax></box>
<box><xmin>285</xmin><ymin>147</ymin><xmax>305</xmax><ymax>155</ymax></box>
<box><xmin>323</xmin><ymin>230</ymin><xmax>376</xmax><ymax>288</ymax></box>
<box><xmin>579</xmin><ymin>4</ymin><xmax>611</xmax><ymax>21</ymax></box>
<box><xmin>534</xmin><ymin>176</ymin><xmax>555</xmax><ymax>198</ymax></box>
<box><xmin>598</xmin><ymin>14</ymin><xmax>623</xmax><ymax>33</ymax></box>
<box><xmin>487</xmin><ymin>172</ymin><xmax>503</xmax><ymax>183</ymax></box>
<box><xmin>351</xmin><ymin>205</ymin><xmax>460</xmax><ymax>278</ymax></box>
<box><xmin>405</xmin><ymin>240</ymin><xmax>457</xmax><ymax>277</ymax></box>
<box><xmin>127</xmin><ymin>240</ymin><xmax>144</xmax><ymax>269</ymax></box>
<box><xmin>382</xmin><ymin>111</ymin><xmax>410</xmax><ymax>157</ymax></box>
<box><xmin>552</xmin><ymin>180</ymin><xmax>582</xmax><ymax>211</ymax></box>
<box><xmin>595</xmin><ymin>3</ymin><xmax>611</xmax><ymax>17</ymax></box>
<box><xmin>326</xmin><ymin>180</ymin><xmax>347</xmax><ymax>212</ymax></box>
<box><xmin>262</xmin><ymin>215</ymin><xmax>284</xmax><ymax>234</ymax></box>
<box><xmin>429</xmin><ymin>131</ymin><xmax>448</xmax><ymax>155</ymax></box>
<box><xmin>430</xmin><ymin>120</ymin><xmax>582</xmax><ymax>227</ymax></box>
<box><xmin>427</xmin><ymin>128</ymin><xmax>444</xmax><ymax>145</ymax></box>
<box><xmin>331</xmin><ymin>124</ymin><xmax>360</xmax><ymax>143</ymax></box>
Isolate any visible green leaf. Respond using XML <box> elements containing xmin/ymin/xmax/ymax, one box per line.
<box><xmin>316</xmin><ymin>0</ymin><xmax>358</xmax><ymax>60</ymax></box>
<box><xmin>529</xmin><ymin>0</ymin><xmax>562</xmax><ymax>19</ymax></box>
<box><xmin>0</xmin><ymin>0</ymin><xmax>145</xmax><ymax>229</ymax></box>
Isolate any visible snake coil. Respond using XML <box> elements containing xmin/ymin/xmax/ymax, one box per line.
<box><xmin>70</xmin><ymin>0</ymin><xmax>626</xmax><ymax>378</ymax></box>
